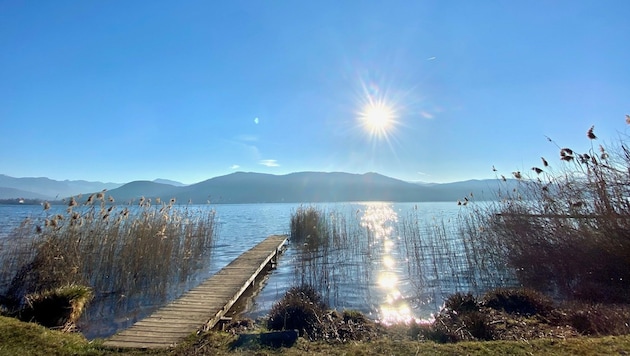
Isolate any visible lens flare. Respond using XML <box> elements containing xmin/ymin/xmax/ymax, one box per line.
<box><xmin>359</xmin><ymin>102</ymin><xmax>396</xmax><ymax>138</ymax></box>
<box><xmin>359</xmin><ymin>100</ymin><xmax>397</xmax><ymax>139</ymax></box>
<box><xmin>355</xmin><ymin>78</ymin><xmax>401</xmax><ymax>143</ymax></box>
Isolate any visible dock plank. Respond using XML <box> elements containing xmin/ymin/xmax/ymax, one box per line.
<box><xmin>104</xmin><ymin>234</ymin><xmax>287</xmax><ymax>349</ymax></box>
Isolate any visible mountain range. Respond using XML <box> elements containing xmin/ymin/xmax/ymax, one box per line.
<box><xmin>0</xmin><ymin>172</ymin><xmax>514</xmax><ymax>204</ymax></box>
<box><xmin>0</xmin><ymin>174</ymin><xmax>123</xmax><ymax>200</ymax></box>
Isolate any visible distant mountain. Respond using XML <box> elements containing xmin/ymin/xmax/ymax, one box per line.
<box><xmin>100</xmin><ymin>171</ymin><xmax>512</xmax><ymax>204</ymax></box>
<box><xmin>103</xmin><ymin>181</ymin><xmax>180</xmax><ymax>203</ymax></box>
<box><xmin>0</xmin><ymin>187</ymin><xmax>52</xmax><ymax>200</ymax></box>
<box><xmin>153</xmin><ymin>178</ymin><xmax>187</xmax><ymax>187</ymax></box>
<box><xmin>0</xmin><ymin>174</ymin><xmax>122</xmax><ymax>200</ymax></box>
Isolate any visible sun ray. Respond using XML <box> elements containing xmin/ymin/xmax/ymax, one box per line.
<box><xmin>359</xmin><ymin>100</ymin><xmax>396</xmax><ymax>138</ymax></box>
<box><xmin>350</xmin><ymin>76</ymin><xmax>407</xmax><ymax>163</ymax></box>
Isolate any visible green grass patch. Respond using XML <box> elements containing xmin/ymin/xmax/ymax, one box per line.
<box><xmin>0</xmin><ymin>315</ymin><xmax>105</xmax><ymax>355</ymax></box>
<box><xmin>2</xmin><ymin>314</ymin><xmax>630</xmax><ymax>355</ymax></box>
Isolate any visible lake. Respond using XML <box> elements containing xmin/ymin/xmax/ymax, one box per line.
<box><xmin>0</xmin><ymin>201</ymin><xmax>508</xmax><ymax>339</ymax></box>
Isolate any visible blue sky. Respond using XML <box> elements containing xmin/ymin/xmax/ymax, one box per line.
<box><xmin>1</xmin><ymin>1</ymin><xmax>629</xmax><ymax>184</ymax></box>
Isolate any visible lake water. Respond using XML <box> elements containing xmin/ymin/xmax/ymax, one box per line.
<box><xmin>0</xmin><ymin>201</ymin><xmax>509</xmax><ymax>339</ymax></box>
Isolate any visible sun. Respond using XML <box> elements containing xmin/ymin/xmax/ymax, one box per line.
<box><xmin>359</xmin><ymin>100</ymin><xmax>397</xmax><ymax>139</ymax></box>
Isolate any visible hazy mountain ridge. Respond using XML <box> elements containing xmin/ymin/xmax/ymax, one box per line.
<box><xmin>153</xmin><ymin>178</ymin><xmax>187</xmax><ymax>187</ymax></box>
<box><xmin>0</xmin><ymin>172</ymin><xmax>515</xmax><ymax>203</ymax></box>
<box><xmin>0</xmin><ymin>187</ymin><xmax>52</xmax><ymax>200</ymax></box>
<box><xmin>105</xmin><ymin>181</ymin><xmax>180</xmax><ymax>202</ymax></box>
<box><xmin>101</xmin><ymin>172</ymin><xmax>513</xmax><ymax>204</ymax></box>
<box><xmin>0</xmin><ymin>174</ymin><xmax>122</xmax><ymax>200</ymax></box>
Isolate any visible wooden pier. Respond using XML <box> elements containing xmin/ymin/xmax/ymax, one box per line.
<box><xmin>104</xmin><ymin>234</ymin><xmax>288</xmax><ymax>349</ymax></box>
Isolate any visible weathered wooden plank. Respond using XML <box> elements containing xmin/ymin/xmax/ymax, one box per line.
<box><xmin>133</xmin><ymin>313</ymin><xmax>204</xmax><ymax>321</ymax></box>
<box><xmin>104</xmin><ymin>235</ymin><xmax>287</xmax><ymax>349</ymax></box>
<box><xmin>116</xmin><ymin>325</ymin><xmax>196</xmax><ymax>334</ymax></box>
<box><xmin>132</xmin><ymin>320</ymin><xmax>201</xmax><ymax>328</ymax></box>
<box><xmin>169</xmin><ymin>299</ymin><xmax>225</xmax><ymax>306</ymax></box>
<box><xmin>158</xmin><ymin>302</ymin><xmax>217</xmax><ymax>309</ymax></box>
<box><xmin>145</xmin><ymin>309</ymin><xmax>214</xmax><ymax>317</ymax></box>
<box><xmin>188</xmin><ymin>287</ymin><xmax>244</xmax><ymax>295</ymax></box>
<box><xmin>191</xmin><ymin>284</ymin><xmax>246</xmax><ymax>291</ymax></box>
<box><xmin>126</xmin><ymin>327</ymin><xmax>196</xmax><ymax>334</ymax></box>
<box><xmin>106</xmin><ymin>334</ymin><xmax>189</xmax><ymax>343</ymax></box>
<box><xmin>103</xmin><ymin>340</ymin><xmax>175</xmax><ymax>349</ymax></box>
<box><xmin>109</xmin><ymin>330</ymin><xmax>192</xmax><ymax>338</ymax></box>
<box><xmin>132</xmin><ymin>317</ymin><xmax>204</xmax><ymax>325</ymax></box>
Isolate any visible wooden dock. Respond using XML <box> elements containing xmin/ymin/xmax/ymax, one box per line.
<box><xmin>104</xmin><ymin>234</ymin><xmax>288</xmax><ymax>349</ymax></box>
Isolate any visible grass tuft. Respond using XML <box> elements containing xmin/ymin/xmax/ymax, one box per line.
<box><xmin>481</xmin><ymin>288</ymin><xmax>553</xmax><ymax>316</ymax></box>
<box><xmin>21</xmin><ymin>284</ymin><xmax>93</xmax><ymax>329</ymax></box>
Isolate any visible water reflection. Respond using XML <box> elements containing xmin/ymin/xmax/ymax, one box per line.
<box><xmin>359</xmin><ymin>203</ymin><xmax>416</xmax><ymax>325</ymax></box>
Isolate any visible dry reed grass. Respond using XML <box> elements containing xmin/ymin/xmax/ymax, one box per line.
<box><xmin>470</xmin><ymin>120</ymin><xmax>630</xmax><ymax>303</ymax></box>
<box><xmin>399</xmin><ymin>205</ymin><xmax>517</xmax><ymax>309</ymax></box>
<box><xmin>0</xmin><ymin>196</ymin><xmax>216</xmax><ymax>333</ymax></box>
<box><xmin>289</xmin><ymin>202</ymin><xmax>520</xmax><ymax>320</ymax></box>
<box><xmin>289</xmin><ymin>206</ymin><xmax>369</xmax><ymax>307</ymax></box>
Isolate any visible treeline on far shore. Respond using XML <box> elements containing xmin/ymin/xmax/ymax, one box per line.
<box><xmin>0</xmin><ymin>199</ymin><xmax>46</xmax><ymax>205</ymax></box>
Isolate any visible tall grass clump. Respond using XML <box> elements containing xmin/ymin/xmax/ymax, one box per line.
<box><xmin>471</xmin><ymin>120</ymin><xmax>630</xmax><ymax>303</ymax></box>
<box><xmin>290</xmin><ymin>206</ymin><xmax>329</xmax><ymax>248</ymax></box>
<box><xmin>0</xmin><ymin>195</ymin><xmax>216</xmax><ymax>334</ymax></box>
<box><xmin>289</xmin><ymin>206</ymin><xmax>369</xmax><ymax>308</ymax></box>
<box><xmin>399</xmin><ymin>206</ymin><xmax>516</xmax><ymax>310</ymax></box>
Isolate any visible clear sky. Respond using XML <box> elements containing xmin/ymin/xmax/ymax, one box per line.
<box><xmin>1</xmin><ymin>1</ymin><xmax>629</xmax><ymax>184</ymax></box>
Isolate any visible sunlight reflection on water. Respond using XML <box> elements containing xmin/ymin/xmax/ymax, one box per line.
<box><xmin>359</xmin><ymin>203</ymin><xmax>418</xmax><ymax>325</ymax></box>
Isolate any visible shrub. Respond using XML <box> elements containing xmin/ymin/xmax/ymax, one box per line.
<box><xmin>443</xmin><ymin>292</ymin><xmax>479</xmax><ymax>314</ymax></box>
<box><xmin>342</xmin><ymin>309</ymin><xmax>368</xmax><ymax>324</ymax></box>
<box><xmin>460</xmin><ymin>310</ymin><xmax>493</xmax><ymax>341</ymax></box>
<box><xmin>561</xmin><ymin>302</ymin><xmax>630</xmax><ymax>336</ymax></box>
<box><xmin>482</xmin><ymin>288</ymin><xmax>553</xmax><ymax>316</ymax></box>
<box><xmin>424</xmin><ymin>310</ymin><xmax>493</xmax><ymax>342</ymax></box>
<box><xmin>412</xmin><ymin>322</ymin><xmax>457</xmax><ymax>343</ymax></box>
<box><xmin>267</xmin><ymin>285</ymin><xmax>327</xmax><ymax>339</ymax></box>
<box><xmin>419</xmin><ymin>292</ymin><xmax>494</xmax><ymax>343</ymax></box>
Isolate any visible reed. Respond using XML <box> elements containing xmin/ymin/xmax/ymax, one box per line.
<box><xmin>0</xmin><ymin>197</ymin><xmax>216</xmax><ymax>334</ymax></box>
<box><xmin>288</xmin><ymin>203</ymin><xmax>516</xmax><ymax>319</ymax></box>
<box><xmin>289</xmin><ymin>206</ymin><xmax>369</xmax><ymax>308</ymax></box>
<box><xmin>470</xmin><ymin>121</ymin><xmax>630</xmax><ymax>303</ymax></box>
<box><xmin>398</xmin><ymin>204</ymin><xmax>517</xmax><ymax>312</ymax></box>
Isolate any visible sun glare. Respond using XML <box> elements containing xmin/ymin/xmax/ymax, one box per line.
<box><xmin>359</xmin><ymin>100</ymin><xmax>397</xmax><ymax>139</ymax></box>
<box><xmin>354</xmin><ymin>78</ymin><xmax>403</xmax><ymax>148</ymax></box>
